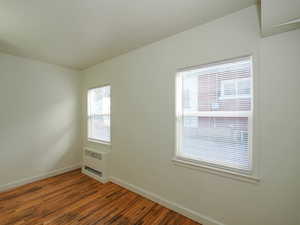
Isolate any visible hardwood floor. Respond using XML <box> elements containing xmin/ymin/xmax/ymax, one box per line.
<box><xmin>0</xmin><ymin>169</ymin><xmax>201</xmax><ymax>225</ymax></box>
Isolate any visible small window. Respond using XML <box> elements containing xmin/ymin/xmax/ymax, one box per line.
<box><xmin>175</xmin><ymin>57</ymin><xmax>253</xmax><ymax>174</ymax></box>
<box><xmin>87</xmin><ymin>85</ymin><xmax>111</xmax><ymax>143</ymax></box>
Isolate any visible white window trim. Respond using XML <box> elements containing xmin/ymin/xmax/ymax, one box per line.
<box><xmin>219</xmin><ymin>77</ymin><xmax>251</xmax><ymax>100</ymax></box>
<box><xmin>174</xmin><ymin>56</ymin><xmax>258</xmax><ymax>182</ymax></box>
<box><xmin>87</xmin><ymin>85</ymin><xmax>111</xmax><ymax>145</ymax></box>
<box><xmin>172</xmin><ymin>157</ymin><xmax>260</xmax><ymax>183</ymax></box>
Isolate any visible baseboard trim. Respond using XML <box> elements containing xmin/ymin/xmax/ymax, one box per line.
<box><xmin>0</xmin><ymin>163</ymin><xmax>82</xmax><ymax>193</ymax></box>
<box><xmin>110</xmin><ymin>176</ymin><xmax>225</xmax><ymax>225</ymax></box>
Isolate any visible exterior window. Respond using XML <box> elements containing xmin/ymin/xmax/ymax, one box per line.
<box><xmin>175</xmin><ymin>57</ymin><xmax>253</xmax><ymax>174</ymax></box>
<box><xmin>220</xmin><ymin>78</ymin><xmax>251</xmax><ymax>99</ymax></box>
<box><xmin>87</xmin><ymin>85</ymin><xmax>111</xmax><ymax>143</ymax></box>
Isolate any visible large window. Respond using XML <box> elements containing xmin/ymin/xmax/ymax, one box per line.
<box><xmin>175</xmin><ymin>57</ymin><xmax>253</xmax><ymax>174</ymax></box>
<box><xmin>87</xmin><ymin>85</ymin><xmax>111</xmax><ymax>143</ymax></box>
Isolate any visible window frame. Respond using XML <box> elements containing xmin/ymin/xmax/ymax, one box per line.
<box><xmin>87</xmin><ymin>84</ymin><xmax>111</xmax><ymax>145</ymax></box>
<box><xmin>174</xmin><ymin>56</ymin><xmax>256</xmax><ymax>179</ymax></box>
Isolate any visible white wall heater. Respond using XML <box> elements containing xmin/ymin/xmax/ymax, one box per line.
<box><xmin>82</xmin><ymin>147</ymin><xmax>109</xmax><ymax>183</ymax></box>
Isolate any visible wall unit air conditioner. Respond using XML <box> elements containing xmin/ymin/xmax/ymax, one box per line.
<box><xmin>82</xmin><ymin>147</ymin><xmax>109</xmax><ymax>183</ymax></box>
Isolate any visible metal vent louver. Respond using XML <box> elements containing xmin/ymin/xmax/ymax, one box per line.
<box><xmin>85</xmin><ymin>150</ymin><xmax>102</xmax><ymax>160</ymax></box>
<box><xmin>84</xmin><ymin>166</ymin><xmax>103</xmax><ymax>177</ymax></box>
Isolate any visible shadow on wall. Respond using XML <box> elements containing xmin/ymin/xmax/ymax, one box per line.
<box><xmin>0</xmin><ymin>39</ymin><xmax>28</xmax><ymax>59</ymax></box>
<box><xmin>0</xmin><ymin>97</ymin><xmax>81</xmax><ymax>185</ymax></box>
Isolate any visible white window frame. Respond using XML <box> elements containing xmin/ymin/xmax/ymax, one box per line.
<box><xmin>174</xmin><ymin>56</ymin><xmax>257</xmax><ymax>181</ymax></box>
<box><xmin>87</xmin><ymin>85</ymin><xmax>111</xmax><ymax>145</ymax></box>
<box><xmin>220</xmin><ymin>77</ymin><xmax>251</xmax><ymax>100</ymax></box>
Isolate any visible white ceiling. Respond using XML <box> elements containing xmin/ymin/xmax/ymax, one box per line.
<box><xmin>0</xmin><ymin>0</ymin><xmax>256</xmax><ymax>69</ymax></box>
<box><xmin>261</xmin><ymin>0</ymin><xmax>300</xmax><ymax>36</ymax></box>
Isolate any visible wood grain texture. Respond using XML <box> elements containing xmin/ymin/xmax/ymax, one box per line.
<box><xmin>0</xmin><ymin>169</ymin><xmax>201</xmax><ymax>225</ymax></box>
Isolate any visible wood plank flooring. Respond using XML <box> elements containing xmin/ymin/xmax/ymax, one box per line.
<box><xmin>0</xmin><ymin>169</ymin><xmax>201</xmax><ymax>225</ymax></box>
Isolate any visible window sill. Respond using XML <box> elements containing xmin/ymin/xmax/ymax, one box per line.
<box><xmin>88</xmin><ymin>138</ymin><xmax>111</xmax><ymax>146</ymax></box>
<box><xmin>172</xmin><ymin>157</ymin><xmax>260</xmax><ymax>184</ymax></box>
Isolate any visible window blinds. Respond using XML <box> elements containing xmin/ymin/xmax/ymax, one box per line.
<box><xmin>87</xmin><ymin>86</ymin><xmax>111</xmax><ymax>142</ymax></box>
<box><xmin>177</xmin><ymin>57</ymin><xmax>252</xmax><ymax>172</ymax></box>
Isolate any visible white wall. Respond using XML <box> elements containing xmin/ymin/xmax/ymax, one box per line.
<box><xmin>81</xmin><ymin>6</ymin><xmax>299</xmax><ymax>225</ymax></box>
<box><xmin>0</xmin><ymin>53</ymin><xmax>82</xmax><ymax>189</ymax></box>
<box><xmin>259</xmin><ymin>29</ymin><xmax>300</xmax><ymax>224</ymax></box>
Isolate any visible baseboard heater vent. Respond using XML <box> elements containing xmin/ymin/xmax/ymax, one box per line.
<box><xmin>84</xmin><ymin>166</ymin><xmax>103</xmax><ymax>177</ymax></box>
<box><xmin>82</xmin><ymin>147</ymin><xmax>109</xmax><ymax>183</ymax></box>
<box><xmin>85</xmin><ymin>150</ymin><xmax>102</xmax><ymax>160</ymax></box>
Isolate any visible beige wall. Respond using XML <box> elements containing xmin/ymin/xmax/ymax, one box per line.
<box><xmin>259</xmin><ymin>29</ymin><xmax>300</xmax><ymax>224</ymax></box>
<box><xmin>81</xmin><ymin>6</ymin><xmax>299</xmax><ymax>225</ymax></box>
<box><xmin>0</xmin><ymin>53</ymin><xmax>82</xmax><ymax>189</ymax></box>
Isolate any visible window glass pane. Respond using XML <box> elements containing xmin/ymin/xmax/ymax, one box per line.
<box><xmin>183</xmin><ymin>117</ymin><xmax>198</xmax><ymax>128</ymax></box>
<box><xmin>178</xmin><ymin>57</ymin><xmax>252</xmax><ymax>172</ymax></box>
<box><xmin>237</xmin><ymin>78</ymin><xmax>251</xmax><ymax>96</ymax></box>
<box><xmin>88</xmin><ymin>115</ymin><xmax>110</xmax><ymax>142</ymax></box>
<box><xmin>223</xmin><ymin>80</ymin><xmax>236</xmax><ymax>97</ymax></box>
<box><xmin>182</xmin><ymin>60</ymin><xmax>251</xmax><ymax>112</ymax></box>
<box><xmin>182</xmin><ymin>75</ymin><xmax>198</xmax><ymax>111</ymax></box>
<box><xmin>88</xmin><ymin>86</ymin><xmax>111</xmax><ymax>142</ymax></box>
<box><xmin>182</xmin><ymin>116</ymin><xmax>250</xmax><ymax>170</ymax></box>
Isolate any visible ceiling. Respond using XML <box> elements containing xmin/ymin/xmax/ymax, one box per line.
<box><xmin>261</xmin><ymin>0</ymin><xmax>300</xmax><ymax>36</ymax></box>
<box><xmin>0</xmin><ymin>0</ymin><xmax>256</xmax><ymax>70</ymax></box>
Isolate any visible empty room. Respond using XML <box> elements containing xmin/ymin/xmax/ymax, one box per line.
<box><xmin>0</xmin><ymin>1</ymin><xmax>299</xmax><ymax>225</ymax></box>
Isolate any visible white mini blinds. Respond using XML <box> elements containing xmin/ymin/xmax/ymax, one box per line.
<box><xmin>176</xmin><ymin>57</ymin><xmax>253</xmax><ymax>174</ymax></box>
<box><xmin>87</xmin><ymin>86</ymin><xmax>111</xmax><ymax>143</ymax></box>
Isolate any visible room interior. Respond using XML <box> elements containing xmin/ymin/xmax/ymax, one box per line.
<box><xmin>0</xmin><ymin>1</ymin><xmax>299</xmax><ymax>225</ymax></box>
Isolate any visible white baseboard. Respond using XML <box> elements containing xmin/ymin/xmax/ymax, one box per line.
<box><xmin>0</xmin><ymin>163</ymin><xmax>82</xmax><ymax>193</ymax></box>
<box><xmin>110</xmin><ymin>176</ymin><xmax>225</xmax><ymax>225</ymax></box>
